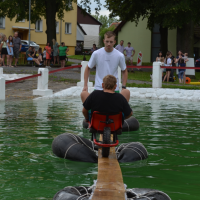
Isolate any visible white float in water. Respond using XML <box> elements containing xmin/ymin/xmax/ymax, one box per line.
<box><xmin>35</xmin><ymin>86</ymin><xmax>200</xmax><ymax>101</ymax></box>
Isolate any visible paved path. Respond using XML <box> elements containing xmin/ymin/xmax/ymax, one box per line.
<box><xmin>2</xmin><ymin>65</ymin><xmax>199</xmax><ymax>101</ymax></box>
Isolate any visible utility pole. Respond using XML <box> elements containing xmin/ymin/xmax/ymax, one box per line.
<box><xmin>28</xmin><ymin>0</ymin><xmax>31</xmax><ymax>47</ymax></box>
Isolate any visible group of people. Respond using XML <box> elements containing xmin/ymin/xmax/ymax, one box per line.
<box><xmin>26</xmin><ymin>40</ymin><xmax>69</xmax><ymax>68</ymax></box>
<box><xmin>0</xmin><ymin>31</ymin><xmax>69</xmax><ymax>68</ymax></box>
<box><xmin>156</xmin><ymin>50</ymin><xmax>189</xmax><ymax>84</ymax></box>
<box><xmin>81</xmin><ymin>31</ymin><xmax>132</xmax><ymax>122</ymax></box>
<box><xmin>115</xmin><ymin>40</ymin><xmax>135</xmax><ymax>72</ymax></box>
<box><xmin>0</xmin><ymin>32</ymin><xmax>22</xmax><ymax>67</ymax></box>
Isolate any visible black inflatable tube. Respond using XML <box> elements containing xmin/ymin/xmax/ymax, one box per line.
<box><xmin>52</xmin><ymin>133</ymin><xmax>148</xmax><ymax>163</ymax></box>
<box><xmin>83</xmin><ymin>116</ymin><xmax>139</xmax><ymax>132</ymax></box>
<box><xmin>52</xmin><ymin>133</ymin><xmax>98</xmax><ymax>163</ymax></box>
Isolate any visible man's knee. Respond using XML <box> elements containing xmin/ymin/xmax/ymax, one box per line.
<box><xmin>121</xmin><ymin>89</ymin><xmax>130</xmax><ymax>102</ymax></box>
<box><xmin>81</xmin><ymin>91</ymin><xmax>90</xmax><ymax>103</ymax></box>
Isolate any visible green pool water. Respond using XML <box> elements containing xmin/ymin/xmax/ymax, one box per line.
<box><xmin>0</xmin><ymin>98</ymin><xmax>200</xmax><ymax>200</ymax></box>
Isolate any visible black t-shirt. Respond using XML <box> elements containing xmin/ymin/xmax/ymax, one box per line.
<box><xmin>83</xmin><ymin>90</ymin><xmax>132</xmax><ymax>117</ymax></box>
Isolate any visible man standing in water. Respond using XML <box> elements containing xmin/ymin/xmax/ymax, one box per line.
<box><xmin>81</xmin><ymin>31</ymin><xmax>129</xmax><ymax>103</ymax></box>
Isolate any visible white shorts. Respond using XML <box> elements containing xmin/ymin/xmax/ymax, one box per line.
<box><xmin>126</xmin><ymin>56</ymin><xmax>133</xmax><ymax>61</ymax></box>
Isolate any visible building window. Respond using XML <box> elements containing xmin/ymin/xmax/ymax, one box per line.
<box><xmin>151</xmin><ymin>24</ymin><xmax>161</xmax><ymax>62</ymax></box>
<box><xmin>65</xmin><ymin>23</ymin><xmax>71</xmax><ymax>34</ymax></box>
<box><xmin>35</xmin><ymin>20</ymin><xmax>43</xmax><ymax>32</ymax></box>
<box><xmin>56</xmin><ymin>21</ymin><xmax>59</xmax><ymax>33</ymax></box>
<box><xmin>0</xmin><ymin>17</ymin><xmax>5</xmax><ymax>28</ymax></box>
<box><xmin>19</xmin><ymin>19</ymin><xmax>25</xmax><ymax>22</ymax></box>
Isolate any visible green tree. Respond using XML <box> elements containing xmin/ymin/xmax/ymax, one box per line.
<box><xmin>105</xmin><ymin>0</ymin><xmax>200</xmax><ymax>57</ymax></box>
<box><xmin>0</xmin><ymin>0</ymin><xmax>101</xmax><ymax>46</ymax></box>
<box><xmin>92</xmin><ymin>14</ymin><xmax>119</xmax><ymax>31</ymax></box>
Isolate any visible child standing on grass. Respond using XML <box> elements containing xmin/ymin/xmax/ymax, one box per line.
<box><xmin>178</xmin><ymin>58</ymin><xmax>186</xmax><ymax>84</ymax></box>
<box><xmin>182</xmin><ymin>53</ymin><xmax>189</xmax><ymax>84</ymax></box>
<box><xmin>163</xmin><ymin>52</ymin><xmax>172</xmax><ymax>82</ymax></box>
<box><xmin>43</xmin><ymin>48</ymin><xmax>46</xmax><ymax>66</ymax></box>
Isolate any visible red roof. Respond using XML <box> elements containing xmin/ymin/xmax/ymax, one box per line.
<box><xmin>109</xmin><ymin>22</ymin><xmax>120</xmax><ymax>28</ymax></box>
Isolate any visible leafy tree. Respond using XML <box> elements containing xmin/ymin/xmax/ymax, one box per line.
<box><xmin>0</xmin><ymin>0</ymin><xmax>99</xmax><ymax>46</ymax></box>
<box><xmin>92</xmin><ymin>14</ymin><xmax>119</xmax><ymax>31</ymax></box>
<box><xmin>105</xmin><ymin>0</ymin><xmax>200</xmax><ymax>57</ymax></box>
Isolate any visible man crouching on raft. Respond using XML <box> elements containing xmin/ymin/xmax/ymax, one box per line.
<box><xmin>82</xmin><ymin>75</ymin><xmax>133</xmax><ymax>122</ymax></box>
<box><xmin>81</xmin><ymin>31</ymin><xmax>130</xmax><ymax>103</ymax></box>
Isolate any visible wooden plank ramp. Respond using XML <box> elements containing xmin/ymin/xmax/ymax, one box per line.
<box><xmin>91</xmin><ymin>145</ymin><xmax>125</xmax><ymax>200</ymax></box>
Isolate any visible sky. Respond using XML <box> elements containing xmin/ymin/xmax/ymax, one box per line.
<box><xmin>78</xmin><ymin>0</ymin><xmax>111</xmax><ymax>16</ymax></box>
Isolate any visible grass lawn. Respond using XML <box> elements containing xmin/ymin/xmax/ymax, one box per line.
<box><xmin>68</xmin><ymin>55</ymin><xmax>153</xmax><ymax>66</ymax></box>
<box><xmin>68</xmin><ymin>55</ymin><xmax>91</xmax><ymax>61</ymax></box>
<box><xmin>90</xmin><ymin>70</ymin><xmax>200</xmax><ymax>89</ymax></box>
<box><xmin>128</xmin><ymin>71</ymin><xmax>152</xmax><ymax>82</ymax></box>
<box><xmin>126</xmin><ymin>82</ymin><xmax>200</xmax><ymax>90</ymax></box>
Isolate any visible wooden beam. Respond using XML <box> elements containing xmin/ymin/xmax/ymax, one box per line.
<box><xmin>92</xmin><ymin>143</ymin><xmax>125</xmax><ymax>200</ymax></box>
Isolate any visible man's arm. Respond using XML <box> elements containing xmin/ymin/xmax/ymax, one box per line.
<box><xmin>125</xmin><ymin>111</ymin><xmax>133</xmax><ymax>119</ymax></box>
<box><xmin>83</xmin><ymin>65</ymin><xmax>90</xmax><ymax>91</ymax></box>
<box><xmin>82</xmin><ymin>107</ymin><xmax>89</xmax><ymax>121</ymax></box>
<box><xmin>122</xmin><ymin>68</ymin><xmax>128</xmax><ymax>87</ymax></box>
<box><xmin>132</xmin><ymin>49</ymin><xmax>135</xmax><ymax>56</ymax></box>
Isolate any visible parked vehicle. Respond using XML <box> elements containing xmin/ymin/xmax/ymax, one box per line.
<box><xmin>21</xmin><ymin>40</ymin><xmax>40</xmax><ymax>52</ymax></box>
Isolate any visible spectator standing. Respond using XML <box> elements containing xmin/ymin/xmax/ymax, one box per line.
<box><xmin>45</xmin><ymin>42</ymin><xmax>52</xmax><ymax>67</ymax></box>
<box><xmin>58</xmin><ymin>42</ymin><xmax>69</xmax><ymax>68</ymax></box>
<box><xmin>156</xmin><ymin>51</ymin><xmax>165</xmax><ymax>77</ymax></box>
<box><xmin>124</xmin><ymin>42</ymin><xmax>135</xmax><ymax>72</ymax></box>
<box><xmin>13</xmin><ymin>32</ymin><xmax>22</xmax><ymax>67</ymax></box>
<box><xmin>175</xmin><ymin>50</ymin><xmax>185</xmax><ymax>65</ymax></box>
<box><xmin>0</xmin><ymin>33</ymin><xmax>3</xmax><ymax>66</ymax></box>
<box><xmin>7</xmin><ymin>35</ymin><xmax>14</xmax><ymax>67</ymax></box>
<box><xmin>115</xmin><ymin>40</ymin><xmax>124</xmax><ymax>53</ymax></box>
<box><xmin>90</xmin><ymin>44</ymin><xmax>98</xmax><ymax>54</ymax></box>
<box><xmin>163</xmin><ymin>52</ymin><xmax>172</xmax><ymax>82</ymax></box>
<box><xmin>0</xmin><ymin>35</ymin><xmax>8</xmax><ymax>66</ymax></box>
<box><xmin>38</xmin><ymin>48</ymin><xmax>43</xmax><ymax>61</ymax></box>
<box><xmin>178</xmin><ymin>58</ymin><xmax>186</xmax><ymax>84</ymax></box>
<box><xmin>156</xmin><ymin>51</ymin><xmax>164</xmax><ymax>62</ymax></box>
<box><xmin>43</xmin><ymin>48</ymin><xmax>46</xmax><ymax>66</ymax></box>
<box><xmin>52</xmin><ymin>39</ymin><xmax>59</xmax><ymax>65</ymax></box>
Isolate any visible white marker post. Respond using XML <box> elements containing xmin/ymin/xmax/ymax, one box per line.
<box><xmin>152</xmin><ymin>62</ymin><xmax>162</xmax><ymax>88</ymax></box>
<box><xmin>77</xmin><ymin>61</ymin><xmax>93</xmax><ymax>87</ymax></box>
<box><xmin>33</xmin><ymin>68</ymin><xmax>53</xmax><ymax>96</ymax></box>
<box><xmin>0</xmin><ymin>68</ymin><xmax>3</xmax><ymax>77</ymax></box>
<box><xmin>0</xmin><ymin>77</ymin><xmax>5</xmax><ymax>100</ymax></box>
<box><xmin>118</xmin><ymin>66</ymin><xmax>122</xmax><ymax>92</ymax></box>
<box><xmin>137</xmin><ymin>51</ymin><xmax>143</xmax><ymax>66</ymax></box>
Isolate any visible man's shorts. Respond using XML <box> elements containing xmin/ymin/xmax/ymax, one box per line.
<box><xmin>13</xmin><ymin>50</ymin><xmax>20</xmax><ymax>59</ymax></box>
<box><xmin>27</xmin><ymin>57</ymin><xmax>33</xmax><ymax>61</ymax></box>
<box><xmin>126</xmin><ymin>56</ymin><xmax>133</xmax><ymax>61</ymax></box>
